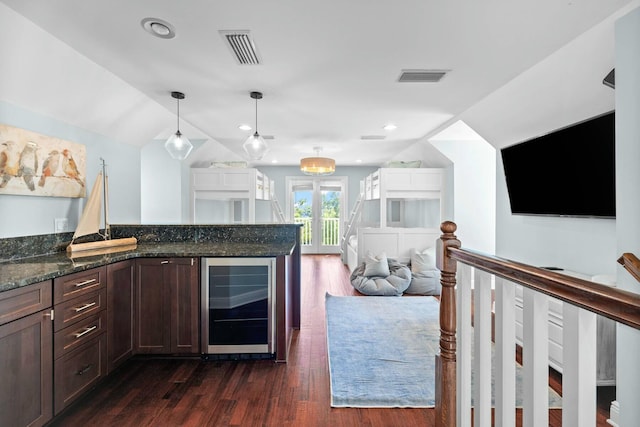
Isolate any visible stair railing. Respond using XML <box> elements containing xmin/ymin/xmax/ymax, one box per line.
<box><xmin>435</xmin><ymin>220</ymin><xmax>640</xmax><ymax>427</ymax></box>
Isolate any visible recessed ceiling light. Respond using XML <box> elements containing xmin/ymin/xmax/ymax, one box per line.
<box><xmin>238</xmin><ymin>124</ymin><xmax>252</xmax><ymax>131</ymax></box>
<box><xmin>383</xmin><ymin>124</ymin><xmax>397</xmax><ymax>131</ymax></box>
<box><xmin>141</xmin><ymin>18</ymin><xmax>176</xmax><ymax>39</ymax></box>
<box><xmin>271</xmin><ymin>159</ymin><xmax>278</xmax><ymax>164</ymax></box>
<box><xmin>356</xmin><ymin>159</ymin><xmax>362</xmax><ymax>163</ymax></box>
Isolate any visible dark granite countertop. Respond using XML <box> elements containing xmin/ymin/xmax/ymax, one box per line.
<box><xmin>0</xmin><ymin>241</ymin><xmax>296</xmax><ymax>292</ymax></box>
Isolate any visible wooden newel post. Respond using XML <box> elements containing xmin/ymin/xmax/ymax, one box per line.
<box><xmin>435</xmin><ymin>221</ymin><xmax>460</xmax><ymax>427</ymax></box>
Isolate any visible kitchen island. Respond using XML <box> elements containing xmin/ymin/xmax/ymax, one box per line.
<box><xmin>0</xmin><ymin>224</ymin><xmax>301</xmax><ymax>427</ymax></box>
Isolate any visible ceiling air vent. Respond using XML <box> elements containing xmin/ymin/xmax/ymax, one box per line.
<box><xmin>219</xmin><ymin>30</ymin><xmax>261</xmax><ymax>65</ymax></box>
<box><xmin>398</xmin><ymin>69</ymin><xmax>448</xmax><ymax>83</ymax></box>
<box><xmin>361</xmin><ymin>135</ymin><xmax>386</xmax><ymax>140</ymax></box>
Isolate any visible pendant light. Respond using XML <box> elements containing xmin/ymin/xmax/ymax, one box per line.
<box><xmin>165</xmin><ymin>91</ymin><xmax>193</xmax><ymax>160</ymax></box>
<box><xmin>243</xmin><ymin>91</ymin><xmax>269</xmax><ymax>160</ymax></box>
<box><xmin>300</xmin><ymin>146</ymin><xmax>335</xmax><ymax>175</ymax></box>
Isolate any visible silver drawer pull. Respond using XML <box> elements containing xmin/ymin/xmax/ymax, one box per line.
<box><xmin>74</xmin><ymin>325</ymin><xmax>97</xmax><ymax>339</ymax></box>
<box><xmin>74</xmin><ymin>278</ymin><xmax>97</xmax><ymax>287</ymax></box>
<box><xmin>161</xmin><ymin>260</ymin><xmax>169</xmax><ymax>264</ymax></box>
<box><xmin>76</xmin><ymin>364</ymin><xmax>93</xmax><ymax>376</ymax></box>
<box><xmin>74</xmin><ymin>302</ymin><xmax>97</xmax><ymax>312</ymax></box>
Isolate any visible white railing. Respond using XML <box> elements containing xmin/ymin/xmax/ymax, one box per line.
<box><xmin>435</xmin><ymin>221</ymin><xmax>640</xmax><ymax>427</ymax></box>
<box><xmin>322</xmin><ymin>218</ymin><xmax>340</xmax><ymax>246</ymax></box>
<box><xmin>294</xmin><ymin>217</ymin><xmax>340</xmax><ymax>246</ymax></box>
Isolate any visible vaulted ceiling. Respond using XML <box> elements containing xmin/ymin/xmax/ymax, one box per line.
<box><xmin>0</xmin><ymin>0</ymin><xmax>634</xmax><ymax>166</ymax></box>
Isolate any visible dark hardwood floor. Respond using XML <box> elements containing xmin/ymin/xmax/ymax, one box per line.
<box><xmin>49</xmin><ymin>254</ymin><xmax>614</xmax><ymax>426</ymax></box>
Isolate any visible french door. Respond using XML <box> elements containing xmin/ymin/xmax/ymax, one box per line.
<box><xmin>286</xmin><ymin>177</ymin><xmax>347</xmax><ymax>254</ymax></box>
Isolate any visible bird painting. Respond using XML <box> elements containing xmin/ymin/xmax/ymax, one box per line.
<box><xmin>18</xmin><ymin>141</ymin><xmax>39</xmax><ymax>191</ymax></box>
<box><xmin>62</xmin><ymin>148</ymin><xmax>84</xmax><ymax>187</ymax></box>
<box><xmin>0</xmin><ymin>141</ymin><xmax>20</xmax><ymax>188</ymax></box>
<box><xmin>38</xmin><ymin>149</ymin><xmax>61</xmax><ymax>187</ymax></box>
<box><xmin>0</xmin><ymin>124</ymin><xmax>86</xmax><ymax>198</ymax></box>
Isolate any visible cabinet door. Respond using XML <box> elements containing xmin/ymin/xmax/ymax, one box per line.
<box><xmin>170</xmin><ymin>258</ymin><xmax>200</xmax><ymax>354</ymax></box>
<box><xmin>54</xmin><ymin>333</ymin><xmax>106</xmax><ymax>415</ymax></box>
<box><xmin>107</xmin><ymin>260</ymin><xmax>135</xmax><ymax>372</ymax></box>
<box><xmin>0</xmin><ymin>309</ymin><xmax>53</xmax><ymax>427</ymax></box>
<box><xmin>135</xmin><ymin>259</ymin><xmax>171</xmax><ymax>353</ymax></box>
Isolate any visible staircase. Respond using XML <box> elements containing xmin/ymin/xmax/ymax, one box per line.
<box><xmin>340</xmin><ymin>190</ymin><xmax>364</xmax><ymax>263</ymax></box>
<box><xmin>271</xmin><ymin>195</ymin><xmax>286</xmax><ymax>223</ymax></box>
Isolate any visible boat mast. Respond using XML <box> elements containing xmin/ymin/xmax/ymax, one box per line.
<box><xmin>100</xmin><ymin>158</ymin><xmax>110</xmax><ymax>240</ymax></box>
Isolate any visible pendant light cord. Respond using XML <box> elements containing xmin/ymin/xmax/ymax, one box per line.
<box><xmin>254</xmin><ymin>96</ymin><xmax>258</xmax><ymax>134</ymax></box>
<box><xmin>176</xmin><ymin>97</ymin><xmax>181</xmax><ymax>134</ymax></box>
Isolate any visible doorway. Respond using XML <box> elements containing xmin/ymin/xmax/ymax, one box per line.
<box><xmin>286</xmin><ymin>176</ymin><xmax>347</xmax><ymax>254</ymax></box>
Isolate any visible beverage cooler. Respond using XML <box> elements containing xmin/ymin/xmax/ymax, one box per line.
<box><xmin>201</xmin><ymin>258</ymin><xmax>276</xmax><ymax>357</ymax></box>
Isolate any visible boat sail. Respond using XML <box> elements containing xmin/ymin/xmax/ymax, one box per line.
<box><xmin>66</xmin><ymin>158</ymin><xmax>137</xmax><ymax>256</ymax></box>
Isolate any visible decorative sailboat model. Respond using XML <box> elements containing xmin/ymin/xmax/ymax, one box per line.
<box><xmin>66</xmin><ymin>158</ymin><xmax>137</xmax><ymax>256</ymax></box>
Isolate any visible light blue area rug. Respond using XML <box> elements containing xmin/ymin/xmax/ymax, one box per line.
<box><xmin>325</xmin><ymin>293</ymin><xmax>563</xmax><ymax>408</ymax></box>
<box><xmin>326</xmin><ymin>293</ymin><xmax>440</xmax><ymax>407</ymax></box>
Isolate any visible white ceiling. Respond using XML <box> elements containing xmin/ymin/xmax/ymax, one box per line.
<box><xmin>0</xmin><ymin>0</ymin><xmax>635</xmax><ymax>167</ymax></box>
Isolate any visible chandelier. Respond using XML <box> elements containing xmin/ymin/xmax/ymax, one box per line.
<box><xmin>300</xmin><ymin>147</ymin><xmax>335</xmax><ymax>175</ymax></box>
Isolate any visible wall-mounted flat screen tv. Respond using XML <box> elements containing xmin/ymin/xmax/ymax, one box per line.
<box><xmin>501</xmin><ymin>111</ymin><xmax>615</xmax><ymax>218</ymax></box>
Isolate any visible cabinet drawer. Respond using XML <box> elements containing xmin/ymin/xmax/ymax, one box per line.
<box><xmin>54</xmin><ymin>288</ymin><xmax>106</xmax><ymax>332</ymax></box>
<box><xmin>54</xmin><ymin>267</ymin><xmax>106</xmax><ymax>304</ymax></box>
<box><xmin>0</xmin><ymin>280</ymin><xmax>52</xmax><ymax>326</ymax></box>
<box><xmin>54</xmin><ymin>310</ymin><xmax>106</xmax><ymax>359</ymax></box>
<box><xmin>54</xmin><ymin>333</ymin><xmax>106</xmax><ymax>415</ymax></box>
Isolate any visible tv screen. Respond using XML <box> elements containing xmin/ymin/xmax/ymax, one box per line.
<box><xmin>501</xmin><ymin>111</ymin><xmax>615</xmax><ymax>218</ymax></box>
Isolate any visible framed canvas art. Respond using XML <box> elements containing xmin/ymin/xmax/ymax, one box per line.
<box><xmin>0</xmin><ymin>124</ymin><xmax>86</xmax><ymax>198</ymax></box>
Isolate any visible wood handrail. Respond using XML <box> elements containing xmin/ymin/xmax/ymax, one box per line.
<box><xmin>618</xmin><ymin>252</ymin><xmax>640</xmax><ymax>284</ymax></box>
<box><xmin>434</xmin><ymin>221</ymin><xmax>640</xmax><ymax>427</ymax></box>
<box><xmin>447</xmin><ymin>246</ymin><xmax>640</xmax><ymax>330</ymax></box>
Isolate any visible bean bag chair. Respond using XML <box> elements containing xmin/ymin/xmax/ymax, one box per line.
<box><xmin>350</xmin><ymin>252</ymin><xmax>412</xmax><ymax>296</ymax></box>
<box><xmin>405</xmin><ymin>270</ymin><xmax>441</xmax><ymax>295</ymax></box>
<box><xmin>405</xmin><ymin>247</ymin><xmax>442</xmax><ymax>295</ymax></box>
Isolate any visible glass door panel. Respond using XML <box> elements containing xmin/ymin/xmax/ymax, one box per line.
<box><xmin>288</xmin><ymin>177</ymin><xmax>347</xmax><ymax>254</ymax></box>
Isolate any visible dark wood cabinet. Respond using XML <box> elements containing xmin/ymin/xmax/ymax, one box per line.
<box><xmin>53</xmin><ymin>267</ymin><xmax>107</xmax><ymax>415</ymax></box>
<box><xmin>0</xmin><ymin>280</ymin><xmax>53</xmax><ymax>427</ymax></box>
<box><xmin>106</xmin><ymin>260</ymin><xmax>135</xmax><ymax>373</ymax></box>
<box><xmin>53</xmin><ymin>333</ymin><xmax>107</xmax><ymax>414</ymax></box>
<box><xmin>135</xmin><ymin>258</ymin><xmax>199</xmax><ymax>354</ymax></box>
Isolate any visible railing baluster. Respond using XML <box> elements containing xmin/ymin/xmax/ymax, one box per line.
<box><xmin>474</xmin><ymin>269</ymin><xmax>493</xmax><ymax>426</ymax></box>
<box><xmin>522</xmin><ymin>288</ymin><xmax>549</xmax><ymax>427</ymax></box>
<box><xmin>495</xmin><ymin>277</ymin><xmax>516</xmax><ymax>427</ymax></box>
<box><xmin>562</xmin><ymin>304</ymin><xmax>597</xmax><ymax>427</ymax></box>
<box><xmin>457</xmin><ymin>264</ymin><xmax>472</xmax><ymax>427</ymax></box>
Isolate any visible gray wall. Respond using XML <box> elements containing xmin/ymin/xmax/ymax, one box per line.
<box><xmin>615</xmin><ymin>7</ymin><xmax>640</xmax><ymax>425</ymax></box>
<box><xmin>0</xmin><ymin>101</ymin><xmax>141</xmax><ymax>238</ymax></box>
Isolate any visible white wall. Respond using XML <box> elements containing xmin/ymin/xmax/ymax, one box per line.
<box><xmin>614</xmin><ymin>7</ymin><xmax>640</xmax><ymax>425</ymax></box>
<box><xmin>495</xmin><ymin>160</ymin><xmax>616</xmax><ymax>275</ymax></box>
<box><xmin>0</xmin><ymin>101</ymin><xmax>141</xmax><ymax>238</ymax></box>
<box><xmin>429</xmin><ymin>121</ymin><xmax>496</xmax><ymax>254</ymax></box>
<box><xmin>140</xmin><ymin>140</ymin><xmax>184</xmax><ymax>224</ymax></box>
<box><xmin>0</xmin><ymin>3</ymin><xmax>177</xmax><ymax>152</ymax></box>
<box><xmin>459</xmin><ymin>7</ymin><xmax>625</xmax><ymax>277</ymax></box>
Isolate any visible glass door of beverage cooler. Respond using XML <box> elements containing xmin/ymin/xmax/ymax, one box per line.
<box><xmin>202</xmin><ymin>257</ymin><xmax>275</xmax><ymax>355</ymax></box>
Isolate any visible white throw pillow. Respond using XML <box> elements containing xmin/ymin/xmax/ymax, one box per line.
<box><xmin>410</xmin><ymin>246</ymin><xmax>436</xmax><ymax>274</ymax></box>
<box><xmin>363</xmin><ymin>251</ymin><xmax>390</xmax><ymax>277</ymax></box>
